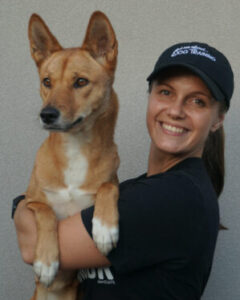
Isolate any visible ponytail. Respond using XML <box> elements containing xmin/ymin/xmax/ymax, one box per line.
<box><xmin>203</xmin><ymin>126</ymin><xmax>227</xmax><ymax>230</ymax></box>
<box><xmin>202</xmin><ymin>127</ymin><xmax>225</xmax><ymax>197</ymax></box>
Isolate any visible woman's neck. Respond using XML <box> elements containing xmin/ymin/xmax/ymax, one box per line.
<box><xmin>147</xmin><ymin>143</ymin><xmax>201</xmax><ymax>176</ymax></box>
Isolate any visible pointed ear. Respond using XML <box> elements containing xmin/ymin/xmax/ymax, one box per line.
<box><xmin>28</xmin><ymin>14</ymin><xmax>62</xmax><ymax>67</ymax></box>
<box><xmin>81</xmin><ymin>11</ymin><xmax>118</xmax><ymax>72</ymax></box>
<box><xmin>211</xmin><ymin>114</ymin><xmax>225</xmax><ymax>132</ymax></box>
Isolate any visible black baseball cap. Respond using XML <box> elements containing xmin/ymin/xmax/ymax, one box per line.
<box><xmin>147</xmin><ymin>42</ymin><xmax>234</xmax><ymax>109</ymax></box>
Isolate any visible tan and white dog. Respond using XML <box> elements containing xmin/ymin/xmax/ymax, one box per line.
<box><xmin>25</xmin><ymin>11</ymin><xmax>119</xmax><ymax>300</ymax></box>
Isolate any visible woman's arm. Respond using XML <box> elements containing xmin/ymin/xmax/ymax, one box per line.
<box><xmin>14</xmin><ymin>200</ymin><xmax>110</xmax><ymax>270</ymax></box>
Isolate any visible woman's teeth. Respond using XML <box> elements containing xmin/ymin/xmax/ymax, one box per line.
<box><xmin>162</xmin><ymin>123</ymin><xmax>185</xmax><ymax>133</ymax></box>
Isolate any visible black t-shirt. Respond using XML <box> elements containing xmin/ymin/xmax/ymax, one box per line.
<box><xmin>79</xmin><ymin>158</ymin><xmax>219</xmax><ymax>300</ymax></box>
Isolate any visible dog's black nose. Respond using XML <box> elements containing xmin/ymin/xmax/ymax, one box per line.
<box><xmin>40</xmin><ymin>107</ymin><xmax>60</xmax><ymax>125</ymax></box>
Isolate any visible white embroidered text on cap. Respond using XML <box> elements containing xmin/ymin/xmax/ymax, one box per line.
<box><xmin>171</xmin><ymin>46</ymin><xmax>216</xmax><ymax>62</ymax></box>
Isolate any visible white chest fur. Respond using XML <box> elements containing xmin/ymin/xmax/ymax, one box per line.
<box><xmin>45</xmin><ymin>134</ymin><xmax>94</xmax><ymax>219</ymax></box>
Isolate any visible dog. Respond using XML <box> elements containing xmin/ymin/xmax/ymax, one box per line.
<box><xmin>25</xmin><ymin>11</ymin><xmax>119</xmax><ymax>299</ymax></box>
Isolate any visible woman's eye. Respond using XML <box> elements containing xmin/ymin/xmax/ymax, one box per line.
<box><xmin>74</xmin><ymin>78</ymin><xmax>89</xmax><ymax>88</ymax></box>
<box><xmin>159</xmin><ymin>89</ymin><xmax>170</xmax><ymax>96</ymax></box>
<box><xmin>42</xmin><ymin>77</ymin><xmax>51</xmax><ymax>88</ymax></box>
<box><xmin>192</xmin><ymin>98</ymin><xmax>206</xmax><ymax>107</ymax></box>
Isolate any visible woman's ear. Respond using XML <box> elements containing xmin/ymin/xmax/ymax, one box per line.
<box><xmin>211</xmin><ymin>114</ymin><xmax>225</xmax><ymax>132</ymax></box>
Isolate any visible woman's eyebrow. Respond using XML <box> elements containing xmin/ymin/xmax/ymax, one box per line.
<box><xmin>189</xmin><ymin>91</ymin><xmax>213</xmax><ymax>99</ymax></box>
<box><xmin>155</xmin><ymin>81</ymin><xmax>173</xmax><ymax>88</ymax></box>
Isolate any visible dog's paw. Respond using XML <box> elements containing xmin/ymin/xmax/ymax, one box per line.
<box><xmin>92</xmin><ymin>217</ymin><xmax>119</xmax><ymax>255</ymax></box>
<box><xmin>33</xmin><ymin>260</ymin><xmax>59</xmax><ymax>287</ymax></box>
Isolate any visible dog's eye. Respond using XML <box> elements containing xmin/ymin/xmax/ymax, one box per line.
<box><xmin>74</xmin><ymin>78</ymin><xmax>89</xmax><ymax>88</ymax></box>
<box><xmin>43</xmin><ymin>78</ymin><xmax>51</xmax><ymax>88</ymax></box>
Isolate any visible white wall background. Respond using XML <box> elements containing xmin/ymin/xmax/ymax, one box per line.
<box><xmin>1</xmin><ymin>0</ymin><xmax>239</xmax><ymax>299</ymax></box>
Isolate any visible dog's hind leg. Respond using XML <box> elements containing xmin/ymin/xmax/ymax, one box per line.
<box><xmin>32</xmin><ymin>276</ymin><xmax>78</xmax><ymax>300</ymax></box>
<box><xmin>30</xmin><ymin>288</ymin><xmax>37</xmax><ymax>300</ymax></box>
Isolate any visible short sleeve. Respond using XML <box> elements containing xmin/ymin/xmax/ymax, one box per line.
<box><xmin>82</xmin><ymin>173</ymin><xmax>205</xmax><ymax>274</ymax></box>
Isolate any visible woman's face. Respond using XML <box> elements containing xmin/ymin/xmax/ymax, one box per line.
<box><xmin>146</xmin><ymin>70</ymin><xmax>224</xmax><ymax>158</ymax></box>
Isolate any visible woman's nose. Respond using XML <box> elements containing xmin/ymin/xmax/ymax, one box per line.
<box><xmin>167</xmin><ymin>98</ymin><xmax>186</xmax><ymax>119</ymax></box>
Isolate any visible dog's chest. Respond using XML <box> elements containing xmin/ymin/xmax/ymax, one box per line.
<box><xmin>45</xmin><ymin>135</ymin><xmax>94</xmax><ymax>219</ymax></box>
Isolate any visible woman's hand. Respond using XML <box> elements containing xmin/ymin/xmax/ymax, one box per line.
<box><xmin>13</xmin><ymin>199</ymin><xmax>37</xmax><ymax>264</ymax></box>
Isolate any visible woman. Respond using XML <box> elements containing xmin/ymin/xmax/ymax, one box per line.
<box><xmin>13</xmin><ymin>42</ymin><xmax>234</xmax><ymax>299</ymax></box>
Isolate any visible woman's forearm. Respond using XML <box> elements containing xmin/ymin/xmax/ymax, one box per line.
<box><xmin>14</xmin><ymin>200</ymin><xmax>110</xmax><ymax>269</ymax></box>
<box><xmin>14</xmin><ymin>200</ymin><xmax>37</xmax><ymax>264</ymax></box>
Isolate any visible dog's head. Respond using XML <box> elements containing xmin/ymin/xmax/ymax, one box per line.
<box><xmin>28</xmin><ymin>11</ymin><xmax>118</xmax><ymax>133</ymax></box>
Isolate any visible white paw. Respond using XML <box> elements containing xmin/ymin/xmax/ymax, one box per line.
<box><xmin>92</xmin><ymin>217</ymin><xmax>119</xmax><ymax>255</ymax></box>
<box><xmin>33</xmin><ymin>260</ymin><xmax>59</xmax><ymax>287</ymax></box>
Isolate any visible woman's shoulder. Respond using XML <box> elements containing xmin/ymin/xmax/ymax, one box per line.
<box><xmin>119</xmin><ymin>157</ymin><xmax>217</xmax><ymax>210</ymax></box>
<box><xmin>121</xmin><ymin>158</ymin><xmax>208</xmax><ymax>192</ymax></box>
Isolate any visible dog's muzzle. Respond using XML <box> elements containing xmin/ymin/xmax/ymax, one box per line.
<box><xmin>40</xmin><ymin>106</ymin><xmax>84</xmax><ymax>131</ymax></box>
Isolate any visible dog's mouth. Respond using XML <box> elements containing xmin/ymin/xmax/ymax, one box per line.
<box><xmin>42</xmin><ymin>115</ymin><xmax>84</xmax><ymax>132</ymax></box>
<box><xmin>64</xmin><ymin>116</ymin><xmax>84</xmax><ymax>130</ymax></box>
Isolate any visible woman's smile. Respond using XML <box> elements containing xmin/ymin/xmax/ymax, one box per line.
<box><xmin>159</xmin><ymin>121</ymin><xmax>189</xmax><ymax>136</ymax></box>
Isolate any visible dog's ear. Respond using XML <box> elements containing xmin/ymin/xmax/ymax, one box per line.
<box><xmin>82</xmin><ymin>11</ymin><xmax>118</xmax><ymax>72</ymax></box>
<box><xmin>28</xmin><ymin>14</ymin><xmax>62</xmax><ymax>67</ymax></box>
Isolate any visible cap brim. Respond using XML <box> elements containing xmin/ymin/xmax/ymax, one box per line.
<box><xmin>147</xmin><ymin>63</ymin><xmax>225</xmax><ymax>104</ymax></box>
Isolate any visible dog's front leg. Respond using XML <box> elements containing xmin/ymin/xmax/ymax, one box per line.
<box><xmin>92</xmin><ymin>180</ymin><xmax>119</xmax><ymax>255</ymax></box>
<box><xmin>27</xmin><ymin>201</ymin><xmax>59</xmax><ymax>287</ymax></box>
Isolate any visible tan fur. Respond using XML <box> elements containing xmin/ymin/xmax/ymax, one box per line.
<box><xmin>26</xmin><ymin>11</ymin><xmax>119</xmax><ymax>300</ymax></box>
